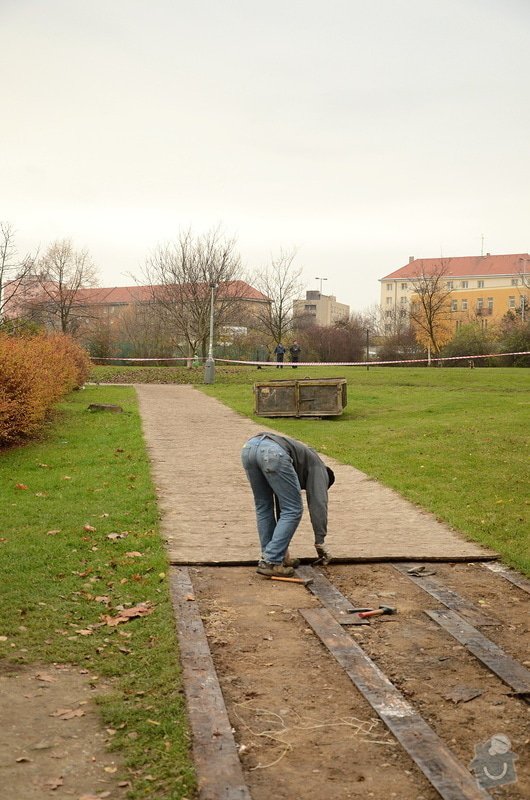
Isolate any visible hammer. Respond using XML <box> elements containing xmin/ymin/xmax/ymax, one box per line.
<box><xmin>358</xmin><ymin>605</ymin><xmax>397</xmax><ymax>619</ymax></box>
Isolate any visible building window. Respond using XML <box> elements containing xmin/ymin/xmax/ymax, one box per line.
<box><xmin>400</xmin><ymin>296</ymin><xmax>407</xmax><ymax>305</ymax></box>
<box><xmin>451</xmin><ymin>300</ymin><xmax>458</xmax><ymax>311</ymax></box>
<box><xmin>304</xmin><ymin>304</ymin><xmax>316</xmax><ymax>313</ymax></box>
<box><xmin>401</xmin><ymin>282</ymin><xmax>408</xmax><ymax>290</ymax></box>
<box><xmin>462</xmin><ymin>299</ymin><xmax>468</xmax><ymax>311</ymax></box>
<box><xmin>508</xmin><ymin>296</ymin><xmax>516</xmax><ymax>308</ymax></box>
<box><xmin>511</xmin><ymin>278</ymin><xmax>519</xmax><ymax>286</ymax></box>
<box><xmin>477</xmin><ymin>280</ymin><xmax>484</xmax><ymax>288</ymax></box>
<box><xmin>461</xmin><ymin>281</ymin><xmax>468</xmax><ymax>288</ymax></box>
<box><xmin>521</xmin><ymin>296</ymin><xmax>527</xmax><ymax>310</ymax></box>
<box><xmin>387</xmin><ymin>283</ymin><xmax>392</xmax><ymax>292</ymax></box>
<box><xmin>476</xmin><ymin>297</ymin><xmax>484</xmax><ymax>310</ymax></box>
<box><xmin>446</xmin><ymin>281</ymin><xmax>454</xmax><ymax>289</ymax></box>
<box><xmin>386</xmin><ymin>296</ymin><xmax>393</xmax><ymax>305</ymax></box>
<box><xmin>487</xmin><ymin>297</ymin><xmax>494</xmax><ymax>311</ymax></box>
<box><xmin>385</xmin><ymin>310</ymin><xmax>392</xmax><ymax>318</ymax></box>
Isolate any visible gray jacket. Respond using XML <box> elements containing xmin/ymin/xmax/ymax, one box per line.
<box><xmin>259</xmin><ymin>433</ymin><xmax>329</xmax><ymax>544</ymax></box>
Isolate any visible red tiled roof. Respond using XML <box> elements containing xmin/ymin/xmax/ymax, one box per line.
<box><xmin>75</xmin><ymin>281</ymin><xmax>269</xmax><ymax>305</ymax></box>
<box><xmin>381</xmin><ymin>254</ymin><xmax>530</xmax><ymax>281</ymax></box>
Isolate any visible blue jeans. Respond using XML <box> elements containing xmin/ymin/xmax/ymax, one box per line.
<box><xmin>241</xmin><ymin>436</ymin><xmax>303</xmax><ymax>563</ymax></box>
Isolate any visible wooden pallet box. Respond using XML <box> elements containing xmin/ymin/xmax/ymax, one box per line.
<box><xmin>254</xmin><ymin>377</ymin><xmax>347</xmax><ymax>417</ymax></box>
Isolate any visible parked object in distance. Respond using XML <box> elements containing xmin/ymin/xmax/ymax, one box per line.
<box><xmin>254</xmin><ymin>377</ymin><xmax>347</xmax><ymax>418</ymax></box>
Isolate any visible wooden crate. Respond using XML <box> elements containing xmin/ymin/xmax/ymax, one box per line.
<box><xmin>254</xmin><ymin>377</ymin><xmax>347</xmax><ymax>418</ymax></box>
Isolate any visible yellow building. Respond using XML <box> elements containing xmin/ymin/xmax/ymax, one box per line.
<box><xmin>380</xmin><ymin>253</ymin><xmax>529</xmax><ymax>331</ymax></box>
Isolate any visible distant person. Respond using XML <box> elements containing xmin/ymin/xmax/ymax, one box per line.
<box><xmin>289</xmin><ymin>341</ymin><xmax>301</xmax><ymax>368</ymax></box>
<box><xmin>274</xmin><ymin>342</ymin><xmax>286</xmax><ymax>368</ymax></box>
<box><xmin>241</xmin><ymin>433</ymin><xmax>335</xmax><ymax>577</ymax></box>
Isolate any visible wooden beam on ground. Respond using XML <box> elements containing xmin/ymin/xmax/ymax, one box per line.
<box><xmin>392</xmin><ymin>563</ymin><xmax>499</xmax><ymax>627</ymax></box>
<box><xmin>483</xmin><ymin>562</ymin><xmax>530</xmax><ymax>595</ymax></box>
<box><xmin>169</xmin><ymin>567</ymin><xmax>251</xmax><ymax>800</ymax></box>
<box><xmin>301</xmin><ymin>607</ymin><xmax>492</xmax><ymax>800</ymax></box>
<box><xmin>296</xmin><ymin>565</ymin><xmax>369</xmax><ymax>625</ymax></box>
<box><xmin>426</xmin><ymin>609</ymin><xmax>530</xmax><ymax>695</ymax></box>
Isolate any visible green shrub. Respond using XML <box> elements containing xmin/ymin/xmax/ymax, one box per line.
<box><xmin>0</xmin><ymin>332</ymin><xmax>91</xmax><ymax>445</ymax></box>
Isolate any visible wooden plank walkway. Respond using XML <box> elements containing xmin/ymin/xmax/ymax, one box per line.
<box><xmin>301</xmin><ymin>607</ymin><xmax>492</xmax><ymax>800</ymax></box>
<box><xmin>169</xmin><ymin>567</ymin><xmax>251</xmax><ymax>800</ymax></box>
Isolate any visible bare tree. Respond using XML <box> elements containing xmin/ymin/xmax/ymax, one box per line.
<box><xmin>251</xmin><ymin>248</ymin><xmax>303</xmax><ymax>345</ymax></box>
<box><xmin>30</xmin><ymin>240</ymin><xmax>99</xmax><ymax>333</ymax></box>
<box><xmin>0</xmin><ymin>222</ymin><xmax>36</xmax><ymax>323</ymax></box>
<box><xmin>141</xmin><ymin>227</ymin><xmax>243</xmax><ymax>359</ymax></box>
<box><xmin>408</xmin><ymin>261</ymin><xmax>454</xmax><ymax>359</ymax></box>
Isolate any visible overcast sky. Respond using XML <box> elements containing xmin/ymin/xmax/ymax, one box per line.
<box><xmin>3</xmin><ymin>0</ymin><xmax>530</xmax><ymax>311</ymax></box>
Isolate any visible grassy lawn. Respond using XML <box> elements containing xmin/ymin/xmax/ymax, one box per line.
<box><xmin>0</xmin><ymin>386</ymin><xmax>195</xmax><ymax>800</ymax></box>
<box><xmin>199</xmin><ymin>366</ymin><xmax>530</xmax><ymax>575</ymax></box>
<box><xmin>3</xmin><ymin>365</ymin><xmax>526</xmax><ymax>797</ymax></box>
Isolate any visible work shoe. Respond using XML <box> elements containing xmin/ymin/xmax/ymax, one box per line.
<box><xmin>283</xmin><ymin>554</ymin><xmax>300</xmax><ymax>568</ymax></box>
<box><xmin>260</xmin><ymin>553</ymin><xmax>300</xmax><ymax>569</ymax></box>
<box><xmin>256</xmin><ymin>560</ymin><xmax>295</xmax><ymax>578</ymax></box>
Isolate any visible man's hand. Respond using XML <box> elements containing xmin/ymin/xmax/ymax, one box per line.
<box><xmin>314</xmin><ymin>543</ymin><xmax>331</xmax><ymax>565</ymax></box>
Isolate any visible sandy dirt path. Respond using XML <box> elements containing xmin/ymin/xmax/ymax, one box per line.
<box><xmin>135</xmin><ymin>384</ymin><xmax>493</xmax><ymax>564</ymax></box>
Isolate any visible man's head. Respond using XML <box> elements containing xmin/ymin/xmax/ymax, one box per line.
<box><xmin>326</xmin><ymin>467</ymin><xmax>335</xmax><ymax>488</ymax></box>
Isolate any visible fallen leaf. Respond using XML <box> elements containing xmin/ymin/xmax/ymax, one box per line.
<box><xmin>62</xmin><ymin>475</ymin><xmax>72</xmax><ymax>480</ymax></box>
<box><xmin>185</xmin><ymin>594</ymin><xmax>195</xmax><ymax>602</ymax></box>
<box><xmin>147</xmin><ymin>719</ymin><xmax>160</xmax><ymax>726</ymax></box>
<box><xmin>100</xmin><ymin>512</ymin><xmax>110</xmax><ymax>517</ymax></box>
<box><xmin>35</xmin><ymin>672</ymin><xmax>57</xmax><ymax>683</ymax></box>
<box><xmin>443</xmin><ymin>685</ymin><xmax>483</xmax><ymax>704</ymax></box>
<box><xmin>46</xmin><ymin>530</ymin><xmax>61</xmax><ymax>536</ymax></box>
<box><xmin>15</xmin><ymin>483</ymin><xmax>28</xmax><ymax>490</ymax></box>
<box><xmin>50</xmin><ymin>708</ymin><xmax>85</xmax><ymax>720</ymax></box>
<box><xmin>76</xmin><ymin>629</ymin><xmax>94</xmax><ymax>636</ymax></box>
<box><xmin>94</xmin><ymin>596</ymin><xmax>110</xmax><ymax>603</ymax></box>
<box><xmin>16</xmin><ymin>756</ymin><xmax>32</xmax><ymax>762</ymax></box>
<box><xmin>83</xmin><ymin>524</ymin><xmax>96</xmax><ymax>532</ymax></box>
<box><xmin>104</xmin><ymin>766</ymin><xmax>118</xmax><ymax>773</ymax></box>
<box><xmin>107</xmin><ymin>532</ymin><xmax>125</xmax><ymax>540</ymax></box>
<box><xmin>39</xmin><ymin>463</ymin><xmax>49</xmax><ymax>468</ymax></box>
<box><xmin>0</xmin><ymin>635</ymin><xmax>8</xmax><ymax>642</ymax></box>
<box><xmin>125</xmin><ymin>551</ymin><xmax>142</xmax><ymax>558</ymax></box>
<box><xmin>44</xmin><ymin>776</ymin><xmax>63</xmax><ymax>790</ymax></box>
<box><xmin>35</xmin><ymin>492</ymin><xmax>47</xmax><ymax>497</ymax></box>
<box><xmin>103</xmin><ymin>602</ymin><xmax>154</xmax><ymax>626</ymax></box>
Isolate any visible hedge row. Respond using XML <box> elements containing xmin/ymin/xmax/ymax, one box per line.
<box><xmin>0</xmin><ymin>333</ymin><xmax>91</xmax><ymax>445</ymax></box>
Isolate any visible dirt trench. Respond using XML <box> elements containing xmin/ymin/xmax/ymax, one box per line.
<box><xmin>189</xmin><ymin>562</ymin><xmax>530</xmax><ymax>800</ymax></box>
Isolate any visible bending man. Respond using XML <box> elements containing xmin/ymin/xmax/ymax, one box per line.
<box><xmin>241</xmin><ymin>433</ymin><xmax>334</xmax><ymax>577</ymax></box>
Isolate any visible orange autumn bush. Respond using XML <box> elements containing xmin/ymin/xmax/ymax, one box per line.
<box><xmin>0</xmin><ymin>332</ymin><xmax>91</xmax><ymax>445</ymax></box>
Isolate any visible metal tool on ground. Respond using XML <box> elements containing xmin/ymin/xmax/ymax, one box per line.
<box><xmin>358</xmin><ymin>605</ymin><xmax>397</xmax><ymax>619</ymax></box>
<box><xmin>271</xmin><ymin>575</ymin><xmax>313</xmax><ymax>585</ymax></box>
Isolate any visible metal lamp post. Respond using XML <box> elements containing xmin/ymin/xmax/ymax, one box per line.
<box><xmin>519</xmin><ymin>257</ymin><xmax>529</xmax><ymax>322</ymax></box>
<box><xmin>204</xmin><ymin>282</ymin><xmax>217</xmax><ymax>384</ymax></box>
<box><xmin>315</xmin><ymin>276</ymin><xmax>328</xmax><ymax>294</ymax></box>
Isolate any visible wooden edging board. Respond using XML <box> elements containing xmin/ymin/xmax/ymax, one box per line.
<box><xmin>301</xmin><ymin>607</ymin><xmax>492</xmax><ymax>800</ymax></box>
<box><xmin>169</xmin><ymin>567</ymin><xmax>251</xmax><ymax>800</ymax></box>
<box><xmin>169</xmin><ymin>554</ymin><xmax>498</xmax><ymax>566</ymax></box>
<box><xmin>296</xmin><ymin>565</ymin><xmax>369</xmax><ymax>625</ymax></box>
<box><xmin>483</xmin><ymin>562</ymin><xmax>530</xmax><ymax>595</ymax></box>
<box><xmin>425</xmin><ymin>609</ymin><xmax>530</xmax><ymax>695</ymax></box>
<box><xmin>392</xmin><ymin>563</ymin><xmax>499</xmax><ymax>627</ymax></box>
